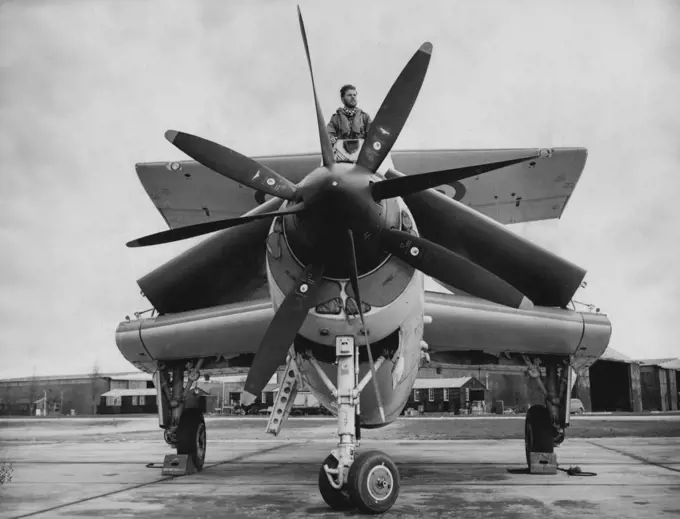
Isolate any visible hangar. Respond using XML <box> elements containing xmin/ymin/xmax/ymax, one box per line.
<box><xmin>576</xmin><ymin>350</ymin><xmax>680</xmax><ymax>413</ymax></box>
<box><xmin>583</xmin><ymin>347</ymin><xmax>642</xmax><ymax>412</ymax></box>
<box><xmin>638</xmin><ymin>358</ymin><xmax>680</xmax><ymax>412</ymax></box>
<box><xmin>420</xmin><ymin>348</ymin><xmax>680</xmax><ymax>414</ymax></box>
<box><xmin>0</xmin><ymin>372</ymin><xmax>154</xmax><ymax>416</ymax></box>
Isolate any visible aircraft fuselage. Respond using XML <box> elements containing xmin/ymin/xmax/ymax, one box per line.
<box><xmin>266</xmin><ymin>166</ymin><xmax>426</xmax><ymax>426</ymax></box>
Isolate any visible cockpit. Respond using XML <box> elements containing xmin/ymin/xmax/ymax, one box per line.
<box><xmin>333</xmin><ymin>138</ymin><xmax>364</xmax><ymax>163</ymax></box>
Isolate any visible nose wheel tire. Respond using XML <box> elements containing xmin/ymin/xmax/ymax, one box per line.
<box><xmin>175</xmin><ymin>408</ymin><xmax>206</xmax><ymax>471</ymax></box>
<box><xmin>525</xmin><ymin>405</ymin><xmax>554</xmax><ymax>469</ymax></box>
<box><xmin>347</xmin><ymin>450</ymin><xmax>400</xmax><ymax>514</ymax></box>
<box><xmin>318</xmin><ymin>455</ymin><xmax>354</xmax><ymax>510</ymax></box>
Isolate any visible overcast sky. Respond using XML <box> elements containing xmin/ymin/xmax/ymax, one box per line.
<box><xmin>1</xmin><ymin>0</ymin><xmax>678</xmax><ymax>378</ymax></box>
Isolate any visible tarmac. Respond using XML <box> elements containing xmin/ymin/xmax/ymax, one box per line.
<box><xmin>1</xmin><ymin>421</ymin><xmax>679</xmax><ymax>518</ymax></box>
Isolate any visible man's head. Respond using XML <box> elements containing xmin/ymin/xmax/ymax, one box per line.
<box><xmin>340</xmin><ymin>84</ymin><xmax>358</xmax><ymax>109</ymax></box>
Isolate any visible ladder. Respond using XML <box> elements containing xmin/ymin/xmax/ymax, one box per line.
<box><xmin>266</xmin><ymin>350</ymin><xmax>301</xmax><ymax>436</ymax></box>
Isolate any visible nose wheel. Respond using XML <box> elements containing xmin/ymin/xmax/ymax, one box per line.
<box><xmin>318</xmin><ymin>455</ymin><xmax>354</xmax><ymax>510</ymax></box>
<box><xmin>318</xmin><ymin>450</ymin><xmax>400</xmax><ymax>514</ymax></box>
<box><xmin>348</xmin><ymin>450</ymin><xmax>400</xmax><ymax>514</ymax></box>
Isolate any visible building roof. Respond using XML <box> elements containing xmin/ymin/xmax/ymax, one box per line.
<box><xmin>414</xmin><ymin>377</ymin><xmax>480</xmax><ymax>390</ymax></box>
<box><xmin>0</xmin><ymin>373</ymin><xmax>98</xmax><ymax>383</ymax></box>
<box><xmin>658</xmin><ymin>359</ymin><xmax>680</xmax><ymax>370</ymax></box>
<box><xmin>600</xmin><ymin>347</ymin><xmax>634</xmax><ymax>363</ymax></box>
<box><xmin>208</xmin><ymin>373</ymin><xmax>277</xmax><ymax>384</ymax></box>
<box><xmin>0</xmin><ymin>371</ymin><xmax>152</xmax><ymax>384</ymax></box>
<box><xmin>108</xmin><ymin>373</ymin><xmax>153</xmax><ymax>381</ymax></box>
<box><xmin>639</xmin><ymin>358</ymin><xmax>680</xmax><ymax>369</ymax></box>
<box><xmin>101</xmin><ymin>388</ymin><xmax>157</xmax><ymax>397</ymax></box>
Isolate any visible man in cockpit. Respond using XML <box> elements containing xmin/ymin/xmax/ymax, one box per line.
<box><xmin>326</xmin><ymin>84</ymin><xmax>372</xmax><ymax>146</ymax></box>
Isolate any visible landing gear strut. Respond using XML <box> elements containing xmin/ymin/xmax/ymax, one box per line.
<box><xmin>312</xmin><ymin>336</ymin><xmax>400</xmax><ymax>513</ymax></box>
<box><xmin>155</xmin><ymin>359</ymin><xmax>207</xmax><ymax>471</ymax></box>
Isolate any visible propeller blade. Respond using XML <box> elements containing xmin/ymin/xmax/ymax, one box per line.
<box><xmin>347</xmin><ymin>230</ymin><xmax>385</xmax><ymax>423</ymax></box>
<box><xmin>165</xmin><ymin>130</ymin><xmax>298</xmax><ymax>201</ymax></box>
<box><xmin>297</xmin><ymin>7</ymin><xmax>335</xmax><ymax>167</ymax></box>
<box><xmin>371</xmin><ymin>155</ymin><xmax>538</xmax><ymax>201</ymax></box>
<box><xmin>245</xmin><ymin>262</ymin><xmax>325</xmax><ymax>396</ymax></box>
<box><xmin>126</xmin><ymin>204</ymin><xmax>305</xmax><ymax>248</ymax></box>
<box><xmin>379</xmin><ymin>229</ymin><xmax>528</xmax><ymax>309</ymax></box>
<box><xmin>384</xmin><ymin>164</ymin><xmax>587</xmax><ymax>307</ymax></box>
<box><xmin>356</xmin><ymin>42</ymin><xmax>432</xmax><ymax>173</ymax></box>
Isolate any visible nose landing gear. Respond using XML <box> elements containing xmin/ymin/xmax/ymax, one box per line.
<box><xmin>311</xmin><ymin>335</ymin><xmax>399</xmax><ymax>514</ymax></box>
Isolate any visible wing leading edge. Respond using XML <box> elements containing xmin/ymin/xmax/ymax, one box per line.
<box><xmin>115</xmin><ymin>292</ymin><xmax>611</xmax><ymax>374</ymax></box>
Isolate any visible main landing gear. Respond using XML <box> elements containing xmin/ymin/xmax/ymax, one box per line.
<box><xmin>523</xmin><ymin>356</ymin><xmax>574</xmax><ymax>473</ymax></box>
<box><xmin>156</xmin><ymin>359</ymin><xmax>207</xmax><ymax>472</ymax></box>
<box><xmin>310</xmin><ymin>336</ymin><xmax>400</xmax><ymax>514</ymax></box>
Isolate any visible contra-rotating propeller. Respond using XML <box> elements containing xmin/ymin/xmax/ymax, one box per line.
<box><xmin>126</xmin><ymin>7</ymin><xmax>539</xmax><ymax>399</ymax></box>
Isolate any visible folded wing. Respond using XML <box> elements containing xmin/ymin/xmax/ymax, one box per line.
<box><xmin>134</xmin><ymin>147</ymin><xmax>586</xmax><ymax>230</ymax></box>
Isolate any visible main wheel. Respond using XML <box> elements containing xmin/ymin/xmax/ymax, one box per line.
<box><xmin>347</xmin><ymin>450</ymin><xmax>399</xmax><ymax>514</ymax></box>
<box><xmin>525</xmin><ymin>405</ymin><xmax>554</xmax><ymax>469</ymax></box>
<box><xmin>176</xmin><ymin>408</ymin><xmax>206</xmax><ymax>471</ymax></box>
<box><xmin>318</xmin><ymin>454</ymin><xmax>354</xmax><ymax>510</ymax></box>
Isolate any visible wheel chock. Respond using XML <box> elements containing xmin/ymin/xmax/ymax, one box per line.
<box><xmin>528</xmin><ymin>452</ymin><xmax>558</xmax><ymax>474</ymax></box>
<box><xmin>161</xmin><ymin>454</ymin><xmax>197</xmax><ymax>476</ymax></box>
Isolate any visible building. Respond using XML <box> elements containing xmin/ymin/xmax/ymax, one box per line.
<box><xmin>581</xmin><ymin>351</ymin><xmax>680</xmax><ymax>413</ymax></box>
<box><xmin>2</xmin><ymin>349</ymin><xmax>678</xmax><ymax>417</ymax></box>
<box><xmin>638</xmin><ymin>358</ymin><xmax>680</xmax><ymax>412</ymax></box>
<box><xmin>98</xmin><ymin>387</ymin><xmax>215</xmax><ymax>415</ymax></box>
<box><xmin>99</xmin><ymin>388</ymin><xmax>158</xmax><ymax>415</ymax></box>
<box><xmin>404</xmin><ymin>377</ymin><xmax>486</xmax><ymax>414</ymax></box>
<box><xmin>582</xmin><ymin>347</ymin><xmax>643</xmax><ymax>412</ymax></box>
<box><xmin>190</xmin><ymin>374</ymin><xmax>276</xmax><ymax>412</ymax></box>
<box><xmin>417</xmin><ymin>364</ymin><xmax>544</xmax><ymax>413</ymax></box>
<box><xmin>0</xmin><ymin>372</ymin><xmax>153</xmax><ymax>416</ymax></box>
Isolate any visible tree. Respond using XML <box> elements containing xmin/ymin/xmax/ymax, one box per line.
<box><xmin>90</xmin><ymin>362</ymin><xmax>101</xmax><ymax>415</ymax></box>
